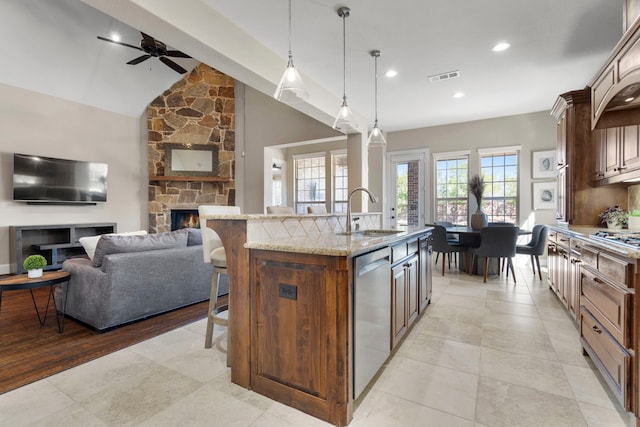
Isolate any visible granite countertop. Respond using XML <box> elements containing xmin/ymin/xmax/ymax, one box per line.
<box><xmin>550</xmin><ymin>224</ymin><xmax>640</xmax><ymax>258</ymax></box>
<box><xmin>245</xmin><ymin>226</ymin><xmax>431</xmax><ymax>257</ymax></box>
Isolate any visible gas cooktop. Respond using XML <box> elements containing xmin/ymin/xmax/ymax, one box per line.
<box><xmin>590</xmin><ymin>230</ymin><xmax>640</xmax><ymax>248</ymax></box>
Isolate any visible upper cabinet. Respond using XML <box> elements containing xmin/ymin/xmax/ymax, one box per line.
<box><xmin>594</xmin><ymin>124</ymin><xmax>640</xmax><ymax>183</ymax></box>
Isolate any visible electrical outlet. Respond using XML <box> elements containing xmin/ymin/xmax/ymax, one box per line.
<box><xmin>279</xmin><ymin>284</ymin><xmax>297</xmax><ymax>300</ymax></box>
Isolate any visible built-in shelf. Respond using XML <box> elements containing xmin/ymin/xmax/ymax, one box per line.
<box><xmin>10</xmin><ymin>223</ymin><xmax>116</xmax><ymax>273</ymax></box>
<box><xmin>149</xmin><ymin>175</ymin><xmax>231</xmax><ymax>182</ymax></box>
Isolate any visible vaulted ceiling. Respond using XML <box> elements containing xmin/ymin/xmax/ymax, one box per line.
<box><xmin>1</xmin><ymin>0</ymin><xmax>624</xmax><ymax>132</ymax></box>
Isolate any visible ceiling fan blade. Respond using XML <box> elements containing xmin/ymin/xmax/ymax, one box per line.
<box><xmin>165</xmin><ymin>50</ymin><xmax>191</xmax><ymax>59</ymax></box>
<box><xmin>97</xmin><ymin>36</ymin><xmax>143</xmax><ymax>51</ymax></box>
<box><xmin>140</xmin><ymin>32</ymin><xmax>156</xmax><ymax>46</ymax></box>
<box><xmin>127</xmin><ymin>54</ymin><xmax>151</xmax><ymax>65</ymax></box>
<box><xmin>160</xmin><ymin>57</ymin><xmax>188</xmax><ymax>74</ymax></box>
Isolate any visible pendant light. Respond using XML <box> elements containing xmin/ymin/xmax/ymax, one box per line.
<box><xmin>367</xmin><ymin>50</ymin><xmax>387</xmax><ymax>148</ymax></box>
<box><xmin>274</xmin><ymin>0</ymin><xmax>308</xmax><ymax>104</ymax></box>
<box><xmin>333</xmin><ymin>7</ymin><xmax>358</xmax><ymax>132</ymax></box>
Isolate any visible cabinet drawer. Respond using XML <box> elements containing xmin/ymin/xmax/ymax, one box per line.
<box><xmin>407</xmin><ymin>238</ymin><xmax>419</xmax><ymax>255</ymax></box>
<box><xmin>580</xmin><ymin>268</ymin><xmax>632</xmax><ymax>347</ymax></box>
<box><xmin>598</xmin><ymin>252</ymin><xmax>633</xmax><ymax>287</ymax></box>
<box><xmin>547</xmin><ymin>230</ymin><xmax>558</xmax><ymax>244</ymax></box>
<box><xmin>391</xmin><ymin>243</ymin><xmax>408</xmax><ymax>264</ymax></box>
<box><xmin>580</xmin><ymin>309</ymin><xmax>630</xmax><ymax>409</ymax></box>
<box><xmin>578</xmin><ymin>244</ymin><xmax>598</xmax><ymax>269</ymax></box>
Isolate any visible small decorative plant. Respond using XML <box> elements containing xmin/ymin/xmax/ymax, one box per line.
<box><xmin>599</xmin><ymin>206</ymin><xmax>627</xmax><ymax>227</ymax></box>
<box><xmin>628</xmin><ymin>209</ymin><xmax>640</xmax><ymax>217</ymax></box>
<box><xmin>468</xmin><ymin>174</ymin><xmax>485</xmax><ymax>207</ymax></box>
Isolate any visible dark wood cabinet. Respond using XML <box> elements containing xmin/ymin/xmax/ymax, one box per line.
<box><xmin>551</xmin><ymin>89</ymin><xmax>595</xmax><ymax>224</ymax></box>
<box><xmin>9</xmin><ymin>223</ymin><xmax>116</xmax><ymax>273</ymax></box>
<box><xmin>418</xmin><ymin>234</ymin><xmax>433</xmax><ymax>313</ymax></box>
<box><xmin>595</xmin><ymin>125</ymin><xmax>640</xmax><ymax>181</ymax></box>
<box><xmin>391</xmin><ymin>241</ymin><xmax>419</xmax><ymax>349</ymax></box>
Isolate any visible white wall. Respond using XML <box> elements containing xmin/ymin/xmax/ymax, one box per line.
<box><xmin>237</xmin><ymin>85</ymin><xmax>343</xmax><ymax>214</ymax></box>
<box><xmin>0</xmin><ymin>83</ymin><xmax>145</xmax><ymax>273</ymax></box>
<box><xmin>383</xmin><ymin>110</ymin><xmax>558</xmax><ymax>229</ymax></box>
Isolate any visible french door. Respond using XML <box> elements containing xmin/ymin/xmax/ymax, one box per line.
<box><xmin>388</xmin><ymin>150</ymin><xmax>428</xmax><ymax>230</ymax></box>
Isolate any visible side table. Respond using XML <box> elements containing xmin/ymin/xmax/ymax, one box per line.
<box><xmin>0</xmin><ymin>270</ymin><xmax>71</xmax><ymax>333</ymax></box>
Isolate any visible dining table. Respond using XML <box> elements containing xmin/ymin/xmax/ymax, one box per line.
<box><xmin>444</xmin><ymin>225</ymin><xmax>531</xmax><ymax>275</ymax></box>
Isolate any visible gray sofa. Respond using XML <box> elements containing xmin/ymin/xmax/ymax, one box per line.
<box><xmin>59</xmin><ymin>229</ymin><xmax>224</xmax><ymax>331</ymax></box>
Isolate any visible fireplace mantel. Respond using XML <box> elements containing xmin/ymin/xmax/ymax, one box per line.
<box><xmin>149</xmin><ymin>175</ymin><xmax>231</xmax><ymax>182</ymax></box>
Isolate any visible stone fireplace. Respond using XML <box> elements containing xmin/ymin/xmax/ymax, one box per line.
<box><xmin>147</xmin><ymin>63</ymin><xmax>236</xmax><ymax>233</ymax></box>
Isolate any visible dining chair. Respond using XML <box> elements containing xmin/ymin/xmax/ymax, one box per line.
<box><xmin>433</xmin><ymin>221</ymin><xmax>458</xmax><ymax>264</ymax></box>
<box><xmin>467</xmin><ymin>226</ymin><xmax>519</xmax><ymax>283</ymax></box>
<box><xmin>198</xmin><ymin>205</ymin><xmax>241</xmax><ymax>361</ymax></box>
<box><xmin>432</xmin><ymin>224</ymin><xmax>467</xmax><ymax>276</ymax></box>
<box><xmin>266</xmin><ymin>206</ymin><xmax>294</xmax><ymax>214</ymax></box>
<box><xmin>516</xmin><ymin>224</ymin><xmax>548</xmax><ymax>280</ymax></box>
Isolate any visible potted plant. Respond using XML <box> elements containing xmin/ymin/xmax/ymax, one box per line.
<box><xmin>23</xmin><ymin>254</ymin><xmax>47</xmax><ymax>278</ymax></box>
<box><xmin>598</xmin><ymin>206</ymin><xmax>627</xmax><ymax>229</ymax></box>
<box><xmin>628</xmin><ymin>209</ymin><xmax>640</xmax><ymax>232</ymax></box>
<box><xmin>468</xmin><ymin>174</ymin><xmax>487</xmax><ymax>230</ymax></box>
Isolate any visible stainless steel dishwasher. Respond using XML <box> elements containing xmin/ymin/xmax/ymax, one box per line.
<box><xmin>353</xmin><ymin>246</ymin><xmax>391</xmax><ymax>399</ymax></box>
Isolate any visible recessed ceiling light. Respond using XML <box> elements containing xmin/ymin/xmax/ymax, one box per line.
<box><xmin>492</xmin><ymin>42</ymin><xmax>511</xmax><ymax>52</ymax></box>
<box><xmin>385</xmin><ymin>70</ymin><xmax>398</xmax><ymax>78</ymax></box>
<box><xmin>626</xmin><ymin>97</ymin><xmax>635</xmax><ymax>103</ymax></box>
<box><xmin>110</xmin><ymin>32</ymin><xmax>121</xmax><ymax>42</ymax></box>
<box><xmin>453</xmin><ymin>92</ymin><xmax>464</xmax><ymax>98</ymax></box>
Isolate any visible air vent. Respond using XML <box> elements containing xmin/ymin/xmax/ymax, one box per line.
<box><xmin>428</xmin><ymin>70</ymin><xmax>460</xmax><ymax>82</ymax></box>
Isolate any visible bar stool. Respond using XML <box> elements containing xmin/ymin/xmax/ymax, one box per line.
<box><xmin>198</xmin><ymin>205</ymin><xmax>241</xmax><ymax>357</ymax></box>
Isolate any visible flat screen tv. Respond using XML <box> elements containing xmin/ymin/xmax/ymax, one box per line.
<box><xmin>13</xmin><ymin>153</ymin><xmax>108</xmax><ymax>204</ymax></box>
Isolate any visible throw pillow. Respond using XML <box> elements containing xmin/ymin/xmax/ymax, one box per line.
<box><xmin>92</xmin><ymin>229</ymin><xmax>187</xmax><ymax>267</ymax></box>
<box><xmin>79</xmin><ymin>230</ymin><xmax>148</xmax><ymax>260</ymax></box>
<box><xmin>186</xmin><ymin>228</ymin><xmax>202</xmax><ymax>246</ymax></box>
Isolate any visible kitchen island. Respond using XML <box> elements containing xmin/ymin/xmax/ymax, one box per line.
<box><xmin>202</xmin><ymin>213</ymin><xmax>433</xmax><ymax>426</ymax></box>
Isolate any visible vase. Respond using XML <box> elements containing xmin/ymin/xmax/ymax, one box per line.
<box><xmin>27</xmin><ymin>268</ymin><xmax>43</xmax><ymax>278</ymax></box>
<box><xmin>629</xmin><ymin>216</ymin><xmax>640</xmax><ymax>232</ymax></box>
<box><xmin>471</xmin><ymin>207</ymin><xmax>488</xmax><ymax>230</ymax></box>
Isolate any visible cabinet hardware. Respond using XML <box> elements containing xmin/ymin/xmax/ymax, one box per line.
<box><xmin>591</xmin><ymin>325</ymin><xmax>602</xmax><ymax>334</ymax></box>
<box><xmin>593</xmin><ymin>277</ymin><xmax>604</xmax><ymax>284</ymax></box>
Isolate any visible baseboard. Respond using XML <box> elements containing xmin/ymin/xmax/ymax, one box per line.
<box><xmin>0</xmin><ymin>264</ymin><xmax>10</xmax><ymax>275</ymax></box>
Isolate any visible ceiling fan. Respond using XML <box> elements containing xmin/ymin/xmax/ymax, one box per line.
<box><xmin>97</xmin><ymin>32</ymin><xmax>191</xmax><ymax>74</ymax></box>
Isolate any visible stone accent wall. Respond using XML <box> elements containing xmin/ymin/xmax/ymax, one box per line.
<box><xmin>147</xmin><ymin>64</ymin><xmax>235</xmax><ymax>233</ymax></box>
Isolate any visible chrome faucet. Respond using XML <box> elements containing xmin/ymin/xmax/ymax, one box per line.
<box><xmin>346</xmin><ymin>187</ymin><xmax>379</xmax><ymax>234</ymax></box>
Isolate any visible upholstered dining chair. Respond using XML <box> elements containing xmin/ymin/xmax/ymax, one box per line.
<box><xmin>516</xmin><ymin>224</ymin><xmax>548</xmax><ymax>280</ymax></box>
<box><xmin>307</xmin><ymin>205</ymin><xmax>327</xmax><ymax>214</ymax></box>
<box><xmin>467</xmin><ymin>226</ymin><xmax>519</xmax><ymax>283</ymax></box>
<box><xmin>198</xmin><ymin>205</ymin><xmax>241</xmax><ymax>356</ymax></box>
<box><xmin>433</xmin><ymin>221</ymin><xmax>458</xmax><ymax>264</ymax></box>
<box><xmin>432</xmin><ymin>224</ymin><xmax>467</xmax><ymax>276</ymax></box>
<box><xmin>266</xmin><ymin>206</ymin><xmax>294</xmax><ymax>214</ymax></box>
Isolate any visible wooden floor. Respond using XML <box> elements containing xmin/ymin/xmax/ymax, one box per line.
<box><xmin>0</xmin><ymin>286</ymin><xmax>214</xmax><ymax>395</ymax></box>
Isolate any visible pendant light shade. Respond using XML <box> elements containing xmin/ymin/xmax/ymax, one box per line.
<box><xmin>274</xmin><ymin>0</ymin><xmax>308</xmax><ymax>104</ymax></box>
<box><xmin>333</xmin><ymin>7</ymin><xmax>358</xmax><ymax>132</ymax></box>
<box><xmin>367</xmin><ymin>50</ymin><xmax>387</xmax><ymax>148</ymax></box>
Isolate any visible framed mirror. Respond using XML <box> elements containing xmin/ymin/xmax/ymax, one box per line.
<box><xmin>164</xmin><ymin>143</ymin><xmax>219</xmax><ymax>177</ymax></box>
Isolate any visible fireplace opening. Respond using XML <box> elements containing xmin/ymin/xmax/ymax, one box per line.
<box><xmin>171</xmin><ymin>209</ymin><xmax>200</xmax><ymax>231</ymax></box>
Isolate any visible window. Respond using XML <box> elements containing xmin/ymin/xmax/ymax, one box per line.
<box><xmin>480</xmin><ymin>151</ymin><xmax>518</xmax><ymax>223</ymax></box>
<box><xmin>435</xmin><ymin>155</ymin><xmax>469</xmax><ymax>225</ymax></box>
<box><xmin>332</xmin><ymin>152</ymin><xmax>348</xmax><ymax>213</ymax></box>
<box><xmin>294</xmin><ymin>155</ymin><xmax>326</xmax><ymax>214</ymax></box>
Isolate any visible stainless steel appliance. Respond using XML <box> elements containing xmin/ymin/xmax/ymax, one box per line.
<box><xmin>590</xmin><ymin>230</ymin><xmax>640</xmax><ymax>248</ymax></box>
<box><xmin>353</xmin><ymin>246</ymin><xmax>391</xmax><ymax>399</ymax></box>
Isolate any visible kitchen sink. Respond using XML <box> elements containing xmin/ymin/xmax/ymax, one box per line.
<box><xmin>337</xmin><ymin>229</ymin><xmax>403</xmax><ymax>237</ymax></box>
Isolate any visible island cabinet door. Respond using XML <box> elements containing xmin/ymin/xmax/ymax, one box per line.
<box><xmin>250</xmin><ymin>250</ymin><xmax>352</xmax><ymax>427</ymax></box>
<box><xmin>391</xmin><ymin>263</ymin><xmax>408</xmax><ymax>348</ymax></box>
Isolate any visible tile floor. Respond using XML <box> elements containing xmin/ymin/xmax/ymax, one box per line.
<box><xmin>0</xmin><ymin>259</ymin><xmax>633</xmax><ymax>426</ymax></box>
